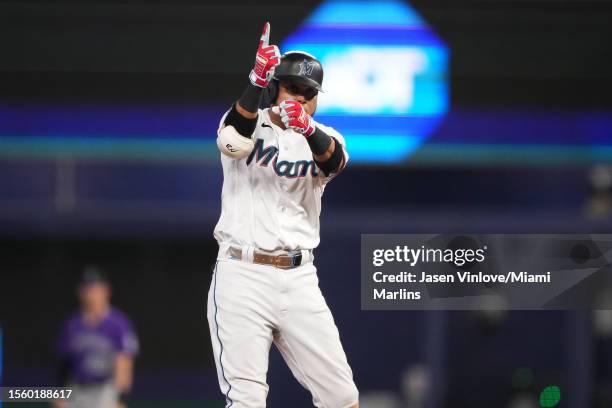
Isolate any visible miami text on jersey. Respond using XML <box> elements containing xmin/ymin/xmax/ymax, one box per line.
<box><xmin>246</xmin><ymin>138</ymin><xmax>319</xmax><ymax>179</ymax></box>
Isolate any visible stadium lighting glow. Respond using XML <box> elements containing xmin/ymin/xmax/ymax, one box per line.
<box><xmin>282</xmin><ymin>0</ymin><xmax>449</xmax><ymax>163</ymax></box>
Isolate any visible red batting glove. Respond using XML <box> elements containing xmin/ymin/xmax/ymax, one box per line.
<box><xmin>278</xmin><ymin>100</ymin><xmax>316</xmax><ymax>137</ymax></box>
<box><xmin>248</xmin><ymin>22</ymin><xmax>281</xmax><ymax>88</ymax></box>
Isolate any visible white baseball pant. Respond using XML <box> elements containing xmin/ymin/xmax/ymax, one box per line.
<box><xmin>207</xmin><ymin>251</ymin><xmax>358</xmax><ymax>408</ymax></box>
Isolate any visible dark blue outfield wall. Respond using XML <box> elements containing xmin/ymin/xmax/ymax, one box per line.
<box><xmin>0</xmin><ymin>157</ymin><xmax>605</xmax><ymax>237</ymax></box>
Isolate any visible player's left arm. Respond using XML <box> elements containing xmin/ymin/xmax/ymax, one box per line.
<box><xmin>277</xmin><ymin>100</ymin><xmax>346</xmax><ymax>176</ymax></box>
<box><xmin>113</xmin><ymin>317</ymin><xmax>139</xmax><ymax>407</ymax></box>
<box><xmin>114</xmin><ymin>352</ymin><xmax>134</xmax><ymax>392</ymax></box>
<box><xmin>114</xmin><ymin>352</ymin><xmax>134</xmax><ymax>408</ymax></box>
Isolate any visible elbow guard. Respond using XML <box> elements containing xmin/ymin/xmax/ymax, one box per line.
<box><xmin>217</xmin><ymin>125</ymin><xmax>255</xmax><ymax>159</ymax></box>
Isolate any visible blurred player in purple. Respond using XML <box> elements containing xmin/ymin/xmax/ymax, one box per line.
<box><xmin>54</xmin><ymin>266</ymin><xmax>139</xmax><ymax>408</ymax></box>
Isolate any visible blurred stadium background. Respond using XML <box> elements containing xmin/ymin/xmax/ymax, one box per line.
<box><xmin>1</xmin><ymin>0</ymin><xmax>612</xmax><ymax>407</ymax></box>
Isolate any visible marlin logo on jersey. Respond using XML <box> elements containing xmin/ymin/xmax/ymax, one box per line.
<box><xmin>247</xmin><ymin>138</ymin><xmax>319</xmax><ymax>178</ymax></box>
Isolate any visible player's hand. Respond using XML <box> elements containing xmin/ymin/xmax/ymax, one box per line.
<box><xmin>277</xmin><ymin>100</ymin><xmax>316</xmax><ymax>137</ymax></box>
<box><xmin>248</xmin><ymin>22</ymin><xmax>281</xmax><ymax>88</ymax></box>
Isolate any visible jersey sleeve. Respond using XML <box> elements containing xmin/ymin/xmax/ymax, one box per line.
<box><xmin>315</xmin><ymin>123</ymin><xmax>349</xmax><ymax>186</ymax></box>
<box><xmin>113</xmin><ymin>314</ymin><xmax>139</xmax><ymax>357</ymax></box>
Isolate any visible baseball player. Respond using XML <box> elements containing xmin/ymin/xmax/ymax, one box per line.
<box><xmin>208</xmin><ymin>22</ymin><xmax>359</xmax><ymax>408</ymax></box>
<box><xmin>54</xmin><ymin>267</ymin><xmax>139</xmax><ymax>408</ymax></box>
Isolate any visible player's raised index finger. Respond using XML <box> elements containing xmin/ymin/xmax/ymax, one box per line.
<box><xmin>260</xmin><ymin>22</ymin><xmax>271</xmax><ymax>47</ymax></box>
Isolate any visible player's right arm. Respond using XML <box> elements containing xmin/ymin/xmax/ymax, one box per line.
<box><xmin>217</xmin><ymin>22</ymin><xmax>280</xmax><ymax>158</ymax></box>
<box><xmin>224</xmin><ymin>23</ymin><xmax>280</xmax><ymax>132</ymax></box>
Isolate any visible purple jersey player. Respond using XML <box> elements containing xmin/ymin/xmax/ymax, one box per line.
<box><xmin>54</xmin><ymin>267</ymin><xmax>138</xmax><ymax>408</ymax></box>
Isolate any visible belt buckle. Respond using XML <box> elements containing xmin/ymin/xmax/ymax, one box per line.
<box><xmin>273</xmin><ymin>253</ymin><xmax>302</xmax><ymax>269</ymax></box>
<box><xmin>291</xmin><ymin>252</ymin><xmax>302</xmax><ymax>268</ymax></box>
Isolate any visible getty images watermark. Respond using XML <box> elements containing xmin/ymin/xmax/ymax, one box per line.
<box><xmin>361</xmin><ymin>234</ymin><xmax>612</xmax><ymax>310</ymax></box>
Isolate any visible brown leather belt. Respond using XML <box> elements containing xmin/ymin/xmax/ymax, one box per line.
<box><xmin>229</xmin><ymin>247</ymin><xmax>304</xmax><ymax>269</ymax></box>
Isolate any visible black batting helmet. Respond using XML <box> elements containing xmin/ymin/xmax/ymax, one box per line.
<box><xmin>274</xmin><ymin>51</ymin><xmax>324</xmax><ymax>91</ymax></box>
<box><xmin>260</xmin><ymin>51</ymin><xmax>324</xmax><ymax>109</ymax></box>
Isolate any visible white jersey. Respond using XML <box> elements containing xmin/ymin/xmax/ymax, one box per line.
<box><xmin>213</xmin><ymin>107</ymin><xmax>348</xmax><ymax>252</ymax></box>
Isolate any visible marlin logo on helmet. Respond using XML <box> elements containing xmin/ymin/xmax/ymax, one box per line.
<box><xmin>298</xmin><ymin>59</ymin><xmax>316</xmax><ymax>76</ymax></box>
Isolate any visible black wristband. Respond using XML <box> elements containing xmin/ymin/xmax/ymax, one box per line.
<box><xmin>238</xmin><ymin>82</ymin><xmax>263</xmax><ymax>113</ymax></box>
<box><xmin>223</xmin><ymin>103</ymin><xmax>257</xmax><ymax>138</ymax></box>
<box><xmin>306</xmin><ymin>127</ymin><xmax>332</xmax><ymax>156</ymax></box>
<box><xmin>315</xmin><ymin>137</ymin><xmax>345</xmax><ymax>176</ymax></box>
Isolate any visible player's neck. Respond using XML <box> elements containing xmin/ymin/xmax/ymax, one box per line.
<box><xmin>82</xmin><ymin>304</ymin><xmax>111</xmax><ymax>326</ymax></box>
